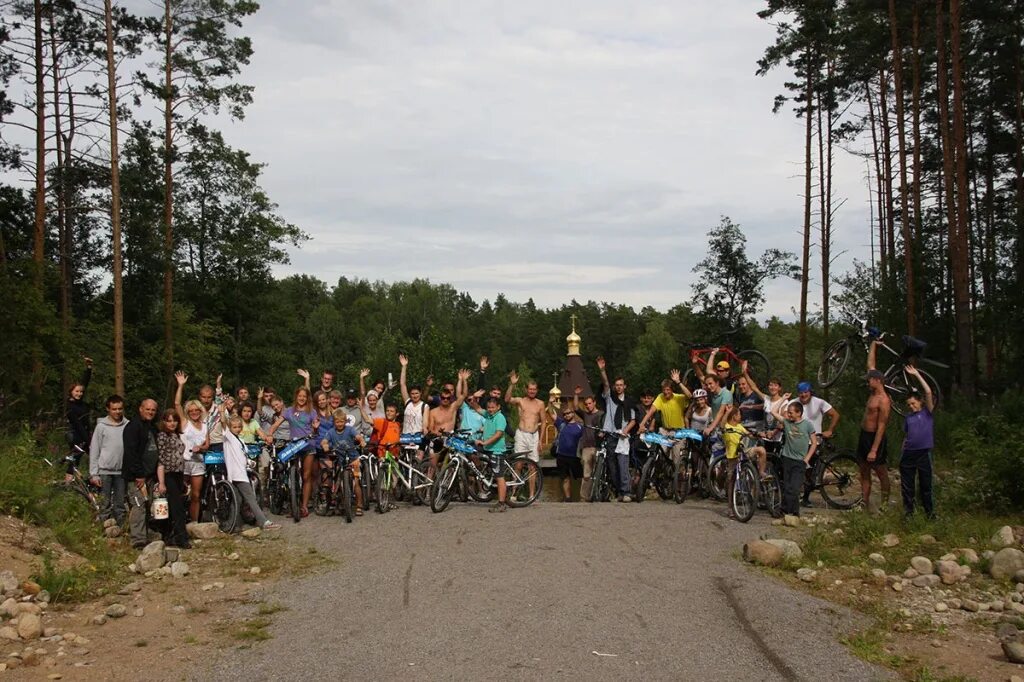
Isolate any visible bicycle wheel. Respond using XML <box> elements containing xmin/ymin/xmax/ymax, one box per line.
<box><xmin>288</xmin><ymin>463</ymin><xmax>302</xmax><ymax>523</ymax></box>
<box><xmin>654</xmin><ymin>456</ymin><xmax>675</xmax><ymax>500</ymax></box>
<box><xmin>212</xmin><ymin>479</ymin><xmax>240</xmax><ymax>534</ymax></box>
<box><xmin>268</xmin><ymin>469</ymin><xmax>283</xmax><ymax>516</ymax></box>
<box><xmin>817</xmin><ymin>449</ymin><xmax>862</xmax><ymax>509</ymax></box>
<box><xmin>737</xmin><ymin>349</ymin><xmax>771</xmax><ymax>389</ymax></box>
<box><xmin>673</xmin><ymin>455</ymin><xmax>690</xmax><ymax>504</ymax></box>
<box><xmin>376</xmin><ymin>463</ymin><xmax>394</xmax><ymax>514</ymax></box>
<box><xmin>411</xmin><ymin>459</ymin><xmax>433</xmax><ymax>506</ymax></box>
<box><xmin>884</xmin><ymin>365</ymin><xmax>941</xmax><ymax>417</ymax></box>
<box><xmin>341</xmin><ymin>469</ymin><xmax>354</xmax><ymax>523</ymax></box>
<box><xmin>731</xmin><ymin>461</ymin><xmax>757</xmax><ymax>523</ymax></box>
<box><xmin>636</xmin><ymin>457</ymin><xmax>655</xmax><ymax>503</ymax></box>
<box><xmin>465</xmin><ymin>459</ymin><xmax>495</xmax><ymax>503</ymax></box>
<box><xmin>817</xmin><ymin>338</ymin><xmax>852</xmax><ymax>388</ymax></box>
<box><xmin>763</xmin><ymin>473</ymin><xmax>783</xmax><ymax>518</ymax></box>
<box><xmin>591</xmin><ymin>455</ymin><xmax>610</xmax><ymax>502</ymax></box>
<box><xmin>707</xmin><ymin>457</ymin><xmax>728</xmax><ymax>502</ymax></box>
<box><xmin>430</xmin><ymin>460</ymin><xmax>459</xmax><ymax>513</ymax></box>
<box><xmin>505</xmin><ymin>457</ymin><xmax>543</xmax><ymax>508</ymax></box>
<box><xmin>314</xmin><ymin>468</ymin><xmax>332</xmax><ymax>516</ymax></box>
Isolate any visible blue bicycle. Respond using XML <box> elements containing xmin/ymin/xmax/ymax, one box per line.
<box><xmin>267</xmin><ymin>437</ymin><xmax>312</xmax><ymax>523</ymax></box>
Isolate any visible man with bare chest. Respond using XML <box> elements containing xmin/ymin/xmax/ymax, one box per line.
<box><xmin>426</xmin><ymin>387</ymin><xmax>462</xmax><ymax>464</ymax></box>
<box><xmin>859</xmin><ymin>339</ymin><xmax>893</xmax><ymax>509</ymax></box>
<box><xmin>505</xmin><ymin>372</ymin><xmax>546</xmax><ymax>463</ymax></box>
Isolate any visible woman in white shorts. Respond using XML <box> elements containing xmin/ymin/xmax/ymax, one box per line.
<box><xmin>174</xmin><ymin>371</ymin><xmax>209</xmax><ymax>522</ymax></box>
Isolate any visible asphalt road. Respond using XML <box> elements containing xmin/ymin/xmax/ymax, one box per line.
<box><xmin>204</xmin><ymin>497</ymin><xmax>889</xmax><ymax>681</ymax></box>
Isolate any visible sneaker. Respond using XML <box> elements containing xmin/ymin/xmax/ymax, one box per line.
<box><xmin>800</xmin><ymin>498</ymin><xmax>813</xmax><ymax>508</ymax></box>
<box><xmin>262</xmin><ymin>521</ymin><xmax>281</xmax><ymax>530</ymax></box>
<box><xmin>621</xmin><ymin>495</ymin><xmax>632</xmax><ymax>503</ymax></box>
<box><xmin>562</xmin><ymin>497</ymin><xmax>572</xmax><ymax>503</ymax></box>
<box><xmin>488</xmin><ymin>502</ymin><xmax>507</xmax><ymax>513</ymax></box>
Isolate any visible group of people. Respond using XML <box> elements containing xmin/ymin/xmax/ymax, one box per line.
<box><xmin>64</xmin><ymin>341</ymin><xmax>937</xmax><ymax>540</ymax></box>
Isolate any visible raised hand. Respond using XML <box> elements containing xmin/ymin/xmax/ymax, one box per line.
<box><xmin>425</xmin><ymin>374</ymin><xmax>435</xmax><ymax>387</ymax></box>
<box><xmin>457</xmin><ymin>368</ymin><xmax>470</xmax><ymax>380</ymax></box>
<box><xmin>83</xmin><ymin>356</ymin><xmax>93</xmax><ymax>368</ymax></box>
<box><xmin>398</xmin><ymin>354</ymin><xmax>408</xmax><ymax>367</ymax></box>
<box><xmin>508</xmin><ymin>371</ymin><xmax>519</xmax><ymax>385</ymax></box>
<box><xmin>669</xmin><ymin>368</ymin><xmax>681</xmax><ymax>383</ymax></box>
<box><xmin>741</xmin><ymin>360</ymin><xmax>748</xmax><ymax>374</ymax></box>
<box><xmin>257</xmin><ymin>386</ymin><xmax>264</xmax><ymax>399</ymax></box>
<box><xmin>472</xmin><ymin>389</ymin><xmax>485</xmax><ymax>399</ymax></box>
<box><xmin>479</xmin><ymin>356</ymin><xmax>489</xmax><ymax>371</ymax></box>
<box><xmin>574</xmin><ymin>385</ymin><xmax>583</xmax><ymax>395</ymax></box>
<box><xmin>781</xmin><ymin>392</ymin><xmax>792</xmax><ymax>402</ymax></box>
<box><xmin>596</xmin><ymin>356</ymin><xmax>606</xmax><ymax>370</ymax></box>
<box><xmin>904</xmin><ymin>365</ymin><xmax>919</xmax><ymax>377</ymax></box>
<box><xmin>175</xmin><ymin>371</ymin><xmax>188</xmax><ymax>386</ymax></box>
<box><xmin>297</xmin><ymin>368</ymin><xmax>310</xmax><ymax>380</ymax></box>
<box><xmin>359</xmin><ymin>367</ymin><xmax>371</xmax><ymax>378</ymax></box>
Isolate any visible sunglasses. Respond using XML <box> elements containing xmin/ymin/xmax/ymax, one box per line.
<box><xmin>441</xmin><ymin>396</ymin><xmax>452</xmax><ymax>401</ymax></box>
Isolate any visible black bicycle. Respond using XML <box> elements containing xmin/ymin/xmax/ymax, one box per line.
<box><xmin>804</xmin><ymin>436</ymin><xmax>861</xmax><ymax>509</ymax></box>
<box><xmin>635</xmin><ymin>432</ymin><xmax>677</xmax><ymax>503</ymax></box>
<box><xmin>198</xmin><ymin>450</ymin><xmax>240</xmax><ymax>533</ymax></box>
<box><xmin>43</xmin><ymin>443</ymin><xmax>107</xmax><ymax>519</ymax></box>
<box><xmin>314</xmin><ymin>445</ymin><xmax>356</xmax><ymax>522</ymax></box>
<box><xmin>817</xmin><ymin>320</ymin><xmax>945</xmax><ymax>415</ymax></box>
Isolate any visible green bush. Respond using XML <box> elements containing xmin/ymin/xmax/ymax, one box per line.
<box><xmin>944</xmin><ymin>411</ymin><xmax>1024</xmax><ymax>513</ymax></box>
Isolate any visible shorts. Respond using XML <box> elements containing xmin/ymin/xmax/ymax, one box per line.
<box><xmin>556</xmin><ymin>455</ymin><xmax>583</xmax><ymax>479</ymax></box>
<box><xmin>183</xmin><ymin>459</ymin><xmax>206</xmax><ymax>476</ymax></box>
<box><xmin>856</xmin><ymin>429</ymin><xmax>889</xmax><ymax>466</ymax></box>
<box><xmin>514</xmin><ymin>430</ymin><xmax>540</xmax><ymax>463</ymax></box>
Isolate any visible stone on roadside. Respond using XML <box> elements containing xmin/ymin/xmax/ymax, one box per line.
<box><xmin>249</xmin><ymin>566</ymin><xmax>261</xmax><ymax>575</ymax></box>
<box><xmin>947</xmin><ymin>598</ymin><xmax>961</xmax><ymax>610</ymax></box>
<box><xmin>104</xmin><ymin>604</ymin><xmax>127</xmax><ymax>619</ymax></box>
<box><xmin>770</xmin><ymin>519</ymin><xmax>783</xmax><ymax>526</ymax></box>
<box><xmin>103</xmin><ymin>526</ymin><xmax>121</xmax><ymax>538</ymax></box>
<box><xmin>164</xmin><ymin>548</ymin><xmax>180</xmax><ymax>564</ymax></box>
<box><xmin>868</xmin><ymin>553</ymin><xmax>886</xmax><ymax>565</ymax></box>
<box><xmin>962</xmin><ymin>599</ymin><xmax>980</xmax><ymax>612</ymax></box>
<box><xmin>36</xmin><ymin>590</ymin><xmax>50</xmax><ymax>604</ymax></box>
<box><xmin>1</xmin><ymin>597</ymin><xmax>17</xmax><ymax>617</ymax></box>
<box><xmin>764</xmin><ymin>539</ymin><xmax>803</xmax><ymax>562</ymax></box>
<box><xmin>934</xmin><ymin>602</ymin><xmax>948</xmax><ymax>612</ymax></box>
<box><xmin>134</xmin><ymin>541</ymin><xmax>167</xmax><ymax>573</ymax></box>
<box><xmin>1003</xmin><ymin>640</ymin><xmax>1024</xmax><ymax>664</ymax></box>
<box><xmin>881</xmin><ymin>533</ymin><xmax>900</xmax><ymax>547</ymax></box>
<box><xmin>939</xmin><ymin>553</ymin><xmax>957</xmax><ymax>562</ymax></box>
<box><xmin>904</xmin><ymin>568</ymin><xmax>920</xmax><ymax>579</ymax></box>
<box><xmin>919</xmin><ymin>534</ymin><xmax>937</xmax><ymax>545</ymax></box>
<box><xmin>0</xmin><ymin>570</ymin><xmax>19</xmax><ymax>593</ymax></box>
<box><xmin>132</xmin><ymin>607</ymin><xmax>143</xmax><ymax>618</ymax></box>
<box><xmin>796</xmin><ymin>568</ymin><xmax>817</xmax><ymax>583</ymax></box>
<box><xmin>952</xmin><ymin>547</ymin><xmax>980</xmax><ymax>564</ymax></box>
<box><xmin>870</xmin><ymin>568</ymin><xmax>886</xmax><ymax>585</ymax></box>
<box><xmin>996</xmin><ymin>622</ymin><xmax>1021</xmax><ymax>640</ymax></box>
<box><xmin>17</xmin><ymin>613</ymin><xmax>42</xmax><ymax>640</ymax></box>
<box><xmin>103</xmin><ymin>518</ymin><xmax>117</xmax><ymax>529</ymax></box>
<box><xmin>991</xmin><ymin>601</ymin><xmax>1005</xmax><ymax>612</ymax></box>
<box><xmin>992</xmin><ymin>525</ymin><xmax>1016</xmax><ymax>548</ymax></box>
<box><xmin>20</xmin><ymin>581</ymin><xmax>40</xmax><ymax>596</ymax></box>
<box><xmin>936</xmin><ymin>560</ymin><xmax>963</xmax><ymax>585</ymax></box>
<box><xmin>989</xmin><ymin>548</ymin><xmax>1024</xmax><ymax>580</ymax></box>
<box><xmin>1014</xmin><ymin>569</ymin><xmax>1024</xmax><ymax>584</ymax></box>
<box><xmin>0</xmin><ymin>625</ymin><xmax>19</xmax><ymax>641</ymax></box>
<box><xmin>911</xmin><ymin>556</ymin><xmax>934</xmax><ymax>575</ymax></box>
<box><xmin>833</xmin><ymin>528</ymin><xmax>844</xmax><ymax>536</ymax></box>
<box><xmin>241</xmin><ymin>527</ymin><xmax>261</xmax><ymax>539</ymax></box>
<box><xmin>912</xmin><ymin>574</ymin><xmax>941</xmax><ymax>588</ymax></box>
<box><xmin>892</xmin><ymin>582</ymin><xmax>903</xmax><ymax>593</ymax></box>
<box><xmin>170</xmin><ymin>561</ymin><xmax>190</xmax><ymax>579</ymax></box>
<box><xmin>227</xmin><ymin>552</ymin><xmax>240</xmax><ymax>561</ymax></box>
<box><xmin>17</xmin><ymin>602</ymin><xmax>41</xmax><ymax>615</ymax></box>
<box><xmin>783</xmin><ymin>514</ymin><xmax>800</xmax><ymax>528</ymax></box>
<box><xmin>186</xmin><ymin>522</ymin><xmax>220</xmax><ymax>540</ymax></box>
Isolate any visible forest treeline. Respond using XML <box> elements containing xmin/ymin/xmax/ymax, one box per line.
<box><xmin>0</xmin><ymin>0</ymin><xmax>1020</xmax><ymax>424</ymax></box>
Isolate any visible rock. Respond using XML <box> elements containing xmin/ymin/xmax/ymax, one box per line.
<box><xmin>1003</xmin><ymin>640</ymin><xmax>1024</xmax><ymax>664</ymax></box>
<box><xmin>1009</xmin><ymin>676</ymin><xmax>1023</xmax><ymax>682</ymax></box>
<box><xmin>764</xmin><ymin>539</ymin><xmax>803</xmax><ymax>562</ymax></box>
<box><xmin>937</xmin><ymin>560</ymin><xmax>963</xmax><ymax>585</ymax></box>
<box><xmin>20</xmin><ymin>581</ymin><xmax>40</xmax><ymax>596</ymax></box>
<box><xmin>770</xmin><ymin>519</ymin><xmax>783</xmax><ymax>526</ymax></box>
<box><xmin>953</xmin><ymin>547</ymin><xmax>980</xmax><ymax>564</ymax></box>
<box><xmin>1010</xmin><ymin>602</ymin><xmax>1024</xmax><ymax>615</ymax></box>
<box><xmin>1</xmin><ymin>597</ymin><xmax>17</xmax><ymax>617</ymax></box>
<box><xmin>48</xmin><ymin>674</ymin><xmax>62</xmax><ymax>680</ymax></box>
<box><xmin>991</xmin><ymin>601</ymin><xmax>1005</xmax><ymax>612</ymax></box>
<box><xmin>993</xmin><ymin>525</ymin><xmax>1016</xmax><ymax>548</ymax></box>
<box><xmin>962</xmin><ymin>599</ymin><xmax>980</xmax><ymax>612</ymax></box>
<box><xmin>17</xmin><ymin>613</ymin><xmax>42</xmax><ymax>640</ymax></box>
<box><xmin>892</xmin><ymin>582</ymin><xmax>903</xmax><ymax>593</ymax></box>
<box><xmin>997</xmin><ymin>622</ymin><xmax>1021</xmax><ymax>640</ymax></box>
<box><xmin>201</xmin><ymin>584</ymin><xmax>214</xmax><ymax>591</ymax></box>
<box><xmin>36</xmin><ymin>590</ymin><xmax>50</xmax><ymax>604</ymax></box>
<box><xmin>1015</xmin><ymin>569</ymin><xmax>1024</xmax><ymax>584</ymax></box>
<box><xmin>939</xmin><ymin>553</ymin><xmax>957</xmax><ymax>562</ymax></box>
<box><xmin>912</xmin><ymin>574</ymin><xmax>941</xmax><ymax>588</ymax></box>
<box><xmin>796</xmin><ymin>568</ymin><xmax>817</xmax><ymax>583</ymax></box>
<box><xmin>904</xmin><ymin>568</ymin><xmax>920</xmax><ymax>579</ymax></box>
<box><xmin>5</xmin><ymin>658</ymin><xmax>20</xmax><ymax>669</ymax></box>
<box><xmin>212</xmin><ymin>582</ymin><xmax>224</xmax><ymax>590</ymax></box>
<box><xmin>165</xmin><ymin>547</ymin><xmax>181</xmax><ymax>564</ymax></box>
<box><xmin>0</xmin><ymin>625</ymin><xmax>19</xmax><ymax>641</ymax></box>
<box><xmin>103</xmin><ymin>518</ymin><xmax>117</xmax><ymax>529</ymax></box>
<box><xmin>103</xmin><ymin>526</ymin><xmax>122</xmax><ymax>538</ymax></box>
<box><xmin>934</xmin><ymin>601</ymin><xmax>948</xmax><ymax>612</ymax></box>
<box><xmin>990</xmin><ymin>548</ymin><xmax>1024</xmax><ymax>580</ymax></box>
<box><xmin>833</xmin><ymin>528</ymin><xmax>844</xmax><ymax>536</ymax></box>
<box><xmin>870</xmin><ymin>568</ymin><xmax>887</xmax><ymax>585</ymax></box>
<box><xmin>882</xmin><ymin>533</ymin><xmax>900</xmax><ymax>547</ymax></box>
<box><xmin>911</xmin><ymin>556</ymin><xmax>934</xmax><ymax>575</ymax></box>
<box><xmin>249</xmin><ymin>566</ymin><xmax>261</xmax><ymax>575</ymax></box>
<box><xmin>783</xmin><ymin>514</ymin><xmax>800</xmax><ymax>528</ymax></box>
<box><xmin>227</xmin><ymin>552</ymin><xmax>240</xmax><ymax>561</ymax></box>
<box><xmin>170</xmin><ymin>561</ymin><xmax>190</xmax><ymax>578</ymax></box>
<box><xmin>947</xmin><ymin>598</ymin><xmax>961</xmax><ymax>610</ymax></box>
<box><xmin>105</xmin><ymin>603</ymin><xmax>127</xmax><ymax>619</ymax></box>
<box><xmin>171</xmin><ymin>605</ymin><xmax>186</xmax><ymax>614</ymax></box>
<box><xmin>90</xmin><ymin>615</ymin><xmax>107</xmax><ymax>626</ymax></box>
<box><xmin>241</xmin><ymin>527</ymin><xmax>261</xmax><ymax>539</ymax></box>
<box><xmin>868</xmin><ymin>553</ymin><xmax>886</xmax><ymax>565</ymax></box>
<box><xmin>930</xmin><ymin>639</ymin><xmax>942</xmax><ymax>648</ymax></box>
<box><xmin>186</xmin><ymin>522</ymin><xmax>220</xmax><ymax>540</ymax></box>
<box><xmin>0</xmin><ymin>571</ymin><xmax>18</xmax><ymax>593</ymax></box>
<box><xmin>919</xmin><ymin>534</ymin><xmax>937</xmax><ymax>545</ymax></box>
<box><xmin>134</xmin><ymin>541</ymin><xmax>166</xmax><ymax>573</ymax></box>
<box><xmin>17</xmin><ymin>602</ymin><xmax>41</xmax><ymax>615</ymax></box>
<box><xmin>132</xmin><ymin>607</ymin><xmax>144</xmax><ymax>617</ymax></box>
<box><xmin>21</xmin><ymin>650</ymin><xmax>39</xmax><ymax>666</ymax></box>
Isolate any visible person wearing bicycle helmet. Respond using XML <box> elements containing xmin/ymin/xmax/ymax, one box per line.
<box><xmin>687</xmin><ymin>389</ymin><xmax>712</xmax><ymax>432</ymax></box>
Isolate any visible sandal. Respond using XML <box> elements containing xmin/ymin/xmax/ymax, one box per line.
<box><xmin>354</xmin><ymin>509</ymin><xmax>364</xmax><ymax>517</ymax></box>
<box><xmin>300</xmin><ymin>507</ymin><xmax>310</xmax><ymax>518</ymax></box>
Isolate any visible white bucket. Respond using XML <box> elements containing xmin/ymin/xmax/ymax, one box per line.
<box><xmin>151</xmin><ymin>496</ymin><xmax>169</xmax><ymax>520</ymax></box>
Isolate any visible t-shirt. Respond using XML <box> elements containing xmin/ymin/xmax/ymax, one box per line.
<box><xmin>723</xmin><ymin>423</ymin><xmax>749</xmax><ymax>459</ymax></box>
<box><xmin>182</xmin><ymin>420</ymin><xmax>207</xmax><ymax>463</ymax></box>
<box><xmin>340</xmin><ymin>404</ymin><xmax>365</xmax><ymax>434</ymax></box>
<box><xmin>554</xmin><ymin>417</ymin><xmax>584</xmax><ymax>458</ymax></box>
<box><xmin>903</xmin><ymin>408</ymin><xmax>934</xmax><ymax>451</ymax></box>
<box><xmin>763</xmin><ymin>396</ymin><xmax>785</xmax><ymax>439</ymax></box>
<box><xmin>689</xmin><ymin>407</ymin><xmax>712</xmax><ymax>432</ymax></box>
<box><xmin>576</xmin><ymin>408</ymin><xmax>604</xmax><ymax>448</ymax></box>
<box><xmin>403</xmin><ymin>400</ymin><xmax>427</xmax><ymax>434</ymax></box>
<box><xmin>736</xmin><ymin>391</ymin><xmax>765</xmax><ymax>431</ymax></box>
<box><xmin>222</xmin><ymin>433</ymin><xmax>249</xmax><ymax>483</ymax></box>
<box><xmin>361</xmin><ymin>396</ymin><xmax>385</xmax><ymax>422</ymax></box>
<box><xmin>323</xmin><ymin>425</ymin><xmax>359</xmax><ymax>454</ymax></box>
<box><xmin>481</xmin><ymin>411</ymin><xmax>507</xmax><ymax>454</ymax></box>
<box><xmin>781</xmin><ymin>418</ymin><xmax>816</xmax><ymax>461</ymax></box>
<box><xmin>459</xmin><ymin>403</ymin><xmax>485</xmax><ymax>440</ymax></box>
<box><xmin>239</xmin><ymin>419</ymin><xmax>261</xmax><ymax>444</ymax></box>
<box><xmin>653</xmin><ymin>393</ymin><xmax>688</xmax><ymax>429</ymax></box>
<box><xmin>788</xmin><ymin>396</ymin><xmax>833</xmax><ymax>433</ymax></box>
<box><xmin>601</xmin><ymin>389</ymin><xmax>634</xmax><ymax>433</ymax></box>
<box><xmin>283</xmin><ymin>406</ymin><xmax>318</xmax><ymax>440</ymax></box>
<box><xmin>710</xmin><ymin>388</ymin><xmax>733</xmax><ymax>421</ymax></box>
<box><xmin>371</xmin><ymin>418</ymin><xmax>401</xmax><ymax>457</ymax></box>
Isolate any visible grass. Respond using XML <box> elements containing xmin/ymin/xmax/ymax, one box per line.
<box><xmin>256</xmin><ymin>602</ymin><xmax>287</xmax><ymax>616</ymax></box>
<box><xmin>184</xmin><ymin>634</ymin><xmax>198</xmax><ymax>645</ymax></box>
<box><xmin>227</xmin><ymin>616</ymin><xmax>273</xmax><ymax>642</ymax></box>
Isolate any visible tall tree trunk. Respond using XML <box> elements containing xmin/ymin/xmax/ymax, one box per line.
<box><xmin>824</xmin><ymin>58</ymin><xmax>834</xmax><ymax>339</ymax></box>
<box><xmin>982</xmin><ymin>66</ymin><xmax>996</xmax><ymax>382</ymax></box>
<box><xmin>31</xmin><ymin>0</ymin><xmax>46</xmax><ymax>394</ymax></box>
<box><xmin>949</xmin><ymin>0</ymin><xmax>976</xmax><ymax>396</ymax></box>
<box><xmin>866</xmin><ymin>79</ymin><xmax>888</xmax><ymax>283</ymax></box>
<box><xmin>797</xmin><ymin>62</ymin><xmax>814</xmax><ymax>379</ymax></box>
<box><xmin>888</xmin><ymin>0</ymin><xmax>916</xmax><ymax>334</ymax></box>
<box><xmin>1015</xmin><ymin>2</ymin><xmax>1024</xmax><ymax>291</ymax></box>
<box><xmin>936</xmin><ymin>0</ymin><xmax>959</xmax><ymax>358</ymax></box>
<box><xmin>162</xmin><ymin>0</ymin><xmax>174</xmax><ymax>377</ymax></box>
<box><xmin>879</xmin><ymin>64</ymin><xmax>897</xmax><ymax>294</ymax></box>
<box><xmin>911</xmin><ymin>1</ymin><xmax>924</xmax><ymax>246</ymax></box>
<box><xmin>105</xmin><ymin>0</ymin><xmax>125</xmax><ymax>395</ymax></box>
<box><xmin>816</xmin><ymin>86</ymin><xmax>829</xmax><ymax>341</ymax></box>
<box><xmin>49</xmin><ymin>11</ymin><xmax>69</xmax><ymax>390</ymax></box>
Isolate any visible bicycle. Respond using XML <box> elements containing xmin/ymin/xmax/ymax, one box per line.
<box><xmin>668</xmin><ymin>428</ymin><xmax>705</xmax><ymax>504</ymax></box>
<box><xmin>43</xmin><ymin>444</ymin><xmax>106</xmax><ymax>519</ymax></box>
<box><xmin>375</xmin><ymin>433</ymin><xmax>434</xmax><ymax>513</ymax></box>
<box><xmin>198</xmin><ymin>450</ymin><xmax>240</xmax><ymax>534</ymax></box>
<box><xmin>804</xmin><ymin>436</ymin><xmax>861</xmax><ymax>509</ymax></box>
<box><xmin>817</xmin><ymin>320</ymin><xmax>945</xmax><ymax>415</ymax></box>
<box><xmin>729</xmin><ymin>436</ymin><xmax>782</xmax><ymax>522</ymax></box>
<box><xmin>430</xmin><ymin>430</ymin><xmax>493</xmax><ymax>513</ymax></box>
<box><xmin>239</xmin><ymin>442</ymin><xmax>264</xmax><ymax>525</ymax></box>
<box><xmin>267</xmin><ymin>438</ymin><xmax>310</xmax><ymax>523</ymax></box>
<box><xmin>584</xmin><ymin>426</ymin><xmax>618</xmax><ymax>502</ymax></box>
<box><xmin>635</xmin><ymin>432</ymin><xmax>677</xmax><ymax>503</ymax></box>
<box><xmin>358</xmin><ymin>446</ymin><xmax>380</xmax><ymax>512</ymax></box>
<box><xmin>314</xmin><ymin>445</ymin><xmax>356</xmax><ymax>522</ymax></box>
<box><xmin>680</xmin><ymin>331</ymin><xmax>772</xmax><ymax>391</ymax></box>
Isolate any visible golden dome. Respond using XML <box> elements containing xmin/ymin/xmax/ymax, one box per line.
<box><xmin>566</xmin><ymin>314</ymin><xmax>581</xmax><ymax>356</ymax></box>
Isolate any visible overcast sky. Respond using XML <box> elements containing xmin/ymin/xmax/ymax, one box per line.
<box><xmin>217</xmin><ymin>1</ymin><xmax>874</xmax><ymax>317</ymax></box>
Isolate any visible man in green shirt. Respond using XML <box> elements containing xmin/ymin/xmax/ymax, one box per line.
<box><xmin>772</xmin><ymin>394</ymin><xmax>817</xmax><ymax>516</ymax></box>
<box><xmin>475</xmin><ymin>397</ymin><xmax>509</xmax><ymax>513</ymax></box>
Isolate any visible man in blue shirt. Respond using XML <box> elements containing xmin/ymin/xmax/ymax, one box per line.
<box><xmin>551</xmin><ymin>405</ymin><xmax>584</xmax><ymax>502</ymax></box>
<box><xmin>321</xmin><ymin>410</ymin><xmax>366</xmax><ymax>513</ymax></box>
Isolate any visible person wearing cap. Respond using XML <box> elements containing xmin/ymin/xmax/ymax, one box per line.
<box><xmin>858</xmin><ymin>339</ymin><xmax>893</xmax><ymax>510</ymax></box>
<box><xmin>340</xmin><ymin>388</ymin><xmax>369</xmax><ymax>440</ymax></box>
<box><xmin>705</xmin><ymin>349</ymin><xmax>737</xmax><ymax>393</ymax></box>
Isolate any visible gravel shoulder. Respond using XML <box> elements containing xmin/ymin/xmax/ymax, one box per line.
<box><xmin>203</xmin><ymin>499</ymin><xmax>889</xmax><ymax>681</ymax></box>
